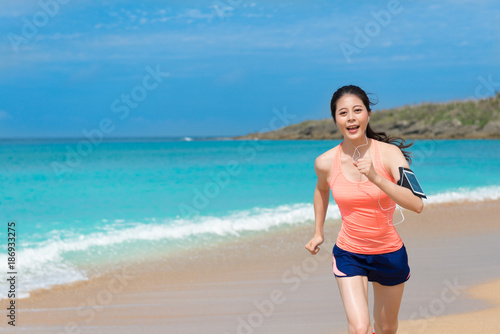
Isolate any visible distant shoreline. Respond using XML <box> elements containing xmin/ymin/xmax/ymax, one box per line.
<box><xmin>0</xmin><ymin>136</ymin><xmax>230</xmax><ymax>143</ymax></box>
<box><xmin>2</xmin><ymin>136</ymin><xmax>500</xmax><ymax>143</ymax></box>
<box><xmin>2</xmin><ymin>94</ymin><xmax>499</xmax><ymax>142</ymax></box>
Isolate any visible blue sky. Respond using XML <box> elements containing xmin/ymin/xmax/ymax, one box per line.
<box><xmin>1</xmin><ymin>0</ymin><xmax>499</xmax><ymax>138</ymax></box>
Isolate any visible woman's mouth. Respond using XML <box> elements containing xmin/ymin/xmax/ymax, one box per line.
<box><xmin>347</xmin><ymin>125</ymin><xmax>360</xmax><ymax>134</ymax></box>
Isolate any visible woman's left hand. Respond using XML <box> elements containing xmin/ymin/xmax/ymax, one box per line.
<box><xmin>353</xmin><ymin>157</ymin><xmax>378</xmax><ymax>182</ymax></box>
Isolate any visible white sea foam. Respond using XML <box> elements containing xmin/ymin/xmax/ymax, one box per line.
<box><xmin>1</xmin><ymin>185</ymin><xmax>499</xmax><ymax>300</ymax></box>
<box><xmin>0</xmin><ymin>259</ymin><xmax>87</xmax><ymax>300</ymax></box>
<box><xmin>425</xmin><ymin>185</ymin><xmax>500</xmax><ymax>204</ymax></box>
<box><xmin>0</xmin><ymin>202</ymin><xmax>340</xmax><ymax>300</ymax></box>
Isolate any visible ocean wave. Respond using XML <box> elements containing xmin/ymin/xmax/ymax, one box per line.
<box><xmin>0</xmin><ymin>262</ymin><xmax>87</xmax><ymax>300</ymax></box>
<box><xmin>426</xmin><ymin>185</ymin><xmax>500</xmax><ymax>204</ymax></box>
<box><xmin>0</xmin><ymin>203</ymin><xmax>341</xmax><ymax>300</ymax></box>
<box><xmin>1</xmin><ymin>185</ymin><xmax>499</xmax><ymax>300</ymax></box>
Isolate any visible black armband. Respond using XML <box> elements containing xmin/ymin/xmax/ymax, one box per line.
<box><xmin>397</xmin><ymin>167</ymin><xmax>427</xmax><ymax>199</ymax></box>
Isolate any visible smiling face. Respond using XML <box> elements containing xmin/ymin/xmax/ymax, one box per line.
<box><xmin>334</xmin><ymin>94</ymin><xmax>371</xmax><ymax>141</ymax></box>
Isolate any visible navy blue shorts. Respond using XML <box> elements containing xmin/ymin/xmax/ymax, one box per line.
<box><xmin>332</xmin><ymin>244</ymin><xmax>411</xmax><ymax>286</ymax></box>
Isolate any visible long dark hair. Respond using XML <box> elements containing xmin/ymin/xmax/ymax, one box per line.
<box><xmin>330</xmin><ymin>85</ymin><xmax>413</xmax><ymax>164</ymax></box>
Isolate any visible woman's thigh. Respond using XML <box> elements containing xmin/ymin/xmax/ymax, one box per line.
<box><xmin>372</xmin><ymin>281</ymin><xmax>405</xmax><ymax>328</ymax></box>
<box><xmin>336</xmin><ymin>275</ymin><xmax>371</xmax><ymax>327</ymax></box>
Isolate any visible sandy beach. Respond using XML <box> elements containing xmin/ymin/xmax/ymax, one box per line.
<box><xmin>2</xmin><ymin>199</ymin><xmax>500</xmax><ymax>333</ymax></box>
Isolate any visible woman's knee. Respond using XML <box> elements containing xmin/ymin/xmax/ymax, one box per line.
<box><xmin>374</xmin><ymin>320</ymin><xmax>398</xmax><ymax>334</ymax></box>
<box><xmin>348</xmin><ymin>321</ymin><xmax>372</xmax><ymax>334</ymax></box>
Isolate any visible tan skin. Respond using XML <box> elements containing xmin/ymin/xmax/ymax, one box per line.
<box><xmin>305</xmin><ymin>94</ymin><xmax>424</xmax><ymax>334</ymax></box>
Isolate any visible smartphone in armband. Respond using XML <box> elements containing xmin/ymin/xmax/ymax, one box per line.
<box><xmin>398</xmin><ymin>167</ymin><xmax>427</xmax><ymax>199</ymax></box>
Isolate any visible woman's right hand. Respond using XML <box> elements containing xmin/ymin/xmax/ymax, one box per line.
<box><xmin>305</xmin><ymin>235</ymin><xmax>324</xmax><ymax>255</ymax></box>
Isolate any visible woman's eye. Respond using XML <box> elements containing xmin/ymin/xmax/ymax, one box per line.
<box><xmin>355</xmin><ymin>108</ymin><xmax>362</xmax><ymax>113</ymax></box>
<box><xmin>339</xmin><ymin>111</ymin><xmax>347</xmax><ymax>116</ymax></box>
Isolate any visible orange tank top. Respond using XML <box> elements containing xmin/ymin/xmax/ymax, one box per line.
<box><xmin>329</xmin><ymin>139</ymin><xmax>403</xmax><ymax>255</ymax></box>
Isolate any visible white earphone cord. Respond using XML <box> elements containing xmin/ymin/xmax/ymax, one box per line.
<box><xmin>351</xmin><ymin>135</ymin><xmax>405</xmax><ymax>226</ymax></box>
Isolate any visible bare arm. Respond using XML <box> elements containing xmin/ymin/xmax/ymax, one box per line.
<box><xmin>305</xmin><ymin>154</ymin><xmax>332</xmax><ymax>254</ymax></box>
<box><xmin>354</xmin><ymin>144</ymin><xmax>424</xmax><ymax>213</ymax></box>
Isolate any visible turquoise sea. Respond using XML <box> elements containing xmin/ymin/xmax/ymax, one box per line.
<box><xmin>1</xmin><ymin>138</ymin><xmax>500</xmax><ymax>299</ymax></box>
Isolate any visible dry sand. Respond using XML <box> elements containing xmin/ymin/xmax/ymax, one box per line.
<box><xmin>1</xmin><ymin>200</ymin><xmax>500</xmax><ymax>333</ymax></box>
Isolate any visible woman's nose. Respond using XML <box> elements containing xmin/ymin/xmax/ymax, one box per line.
<box><xmin>347</xmin><ymin>110</ymin><xmax>355</xmax><ymax>120</ymax></box>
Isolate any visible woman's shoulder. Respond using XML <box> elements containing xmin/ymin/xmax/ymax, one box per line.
<box><xmin>374</xmin><ymin>139</ymin><xmax>407</xmax><ymax>176</ymax></box>
<box><xmin>314</xmin><ymin>144</ymin><xmax>340</xmax><ymax>173</ymax></box>
<box><xmin>376</xmin><ymin>139</ymin><xmax>402</xmax><ymax>156</ymax></box>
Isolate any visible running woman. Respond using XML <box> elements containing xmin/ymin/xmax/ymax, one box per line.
<box><xmin>305</xmin><ymin>85</ymin><xmax>424</xmax><ymax>334</ymax></box>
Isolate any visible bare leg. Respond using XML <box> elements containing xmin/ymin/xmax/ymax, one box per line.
<box><xmin>336</xmin><ymin>276</ymin><xmax>372</xmax><ymax>334</ymax></box>
<box><xmin>372</xmin><ymin>282</ymin><xmax>405</xmax><ymax>334</ymax></box>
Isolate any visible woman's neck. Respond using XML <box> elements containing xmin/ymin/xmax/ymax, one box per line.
<box><xmin>342</xmin><ymin>136</ymin><xmax>371</xmax><ymax>160</ymax></box>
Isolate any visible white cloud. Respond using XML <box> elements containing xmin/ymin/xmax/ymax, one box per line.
<box><xmin>95</xmin><ymin>22</ymin><xmax>120</xmax><ymax>29</ymax></box>
<box><xmin>34</xmin><ymin>33</ymin><xmax>83</xmax><ymax>41</ymax></box>
<box><xmin>0</xmin><ymin>1</ymin><xmax>41</xmax><ymax>18</ymax></box>
<box><xmin>0</xmin><ymin>111</ymin><xmax>13</xmax><ymax>120</ymax></box>
<box><xmin>178</xmin><ymin>8</ymin><xmax>216</xmax><ymax>21</ymax></box>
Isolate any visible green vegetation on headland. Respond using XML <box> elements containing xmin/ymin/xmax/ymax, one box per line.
<box><xmin>235</xmin><ymin>93</ymin><xmax>500</xmax><ymax>140</ymax></box>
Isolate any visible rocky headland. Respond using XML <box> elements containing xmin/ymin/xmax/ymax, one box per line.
<box><xmin>235</xmin><ymin>93</ymin><xmax>500</xmax><ymax>140</ymax></box>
